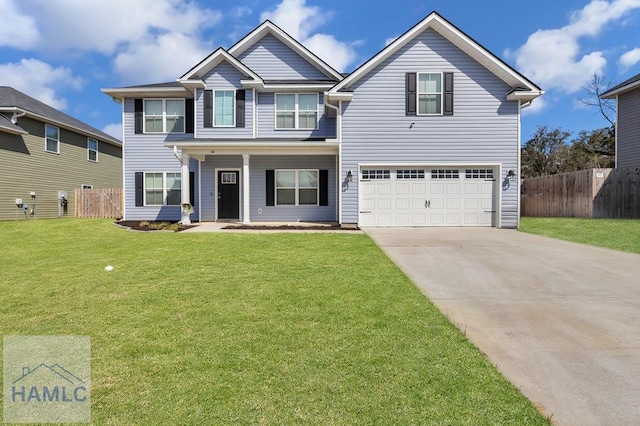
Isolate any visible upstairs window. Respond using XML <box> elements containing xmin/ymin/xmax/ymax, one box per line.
<box><xmin>87</xmin><ymin>138</ymin><xmax>98</xmax><ymax>162</ymax></box>
<box><xmin>214</xmin><ymin>90</ymin><xmax>235</xmax><ymax>126</ymax></box>
<box><xmin>144</xmin><ymin>99</ymin><xmax>185</xmax><ymax>133</ymax></box>
<box><xmin>275</xmin><ymin>93</ymin><xmax>318</xmax><ymax>130</ymax></box>
<box><xmin>417</xmin><ymin>73</ymin><xmax>442</xmax><ymax>115</ymax></box>
<box><xmin>45</xmin><ymin>124</ymin><xmax>60</xmax><ymax>153</ymax></box>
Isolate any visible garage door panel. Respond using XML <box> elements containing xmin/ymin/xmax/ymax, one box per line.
<box><xmin>359</xmin><ymin>166</ymin><xmax>496</xmax><ymax>227</ymax></box>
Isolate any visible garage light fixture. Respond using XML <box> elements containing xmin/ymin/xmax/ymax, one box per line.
<box><xmin>346</xmin><ymin>170</ymin><xmax>353</xmax><ymax>182</ymax></box>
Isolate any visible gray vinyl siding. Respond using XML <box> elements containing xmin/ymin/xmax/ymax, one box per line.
<box><xmin>340</xmin><ymin>28</ymin><xmax>520</xmax><ymax>228</ymax></box>
<box><xmin>199</xmin><ymin>154</ymin><xmax>337</xmax><ymax>222</ymax></box>
<box><xmin>0</xmin><ymin>116</ymin><xmax>122</xmax><ymax>220</ymax></box>
<box><xmin>196</xmin><ymin>61</ymin><xmax>253</xmax><ymax>138</ymax></box>
<box><xmin>616</xmin><ymin>89</ymin><xmax>640</xmax><ymax>168</ymax></box>
<box><xmin>257</xmin><ymin>92</ymin><xmax>336</xmax><ymax>138</ymax></box>
<box><xmin>122</xmin><ymin>98</ymin><xmax>199</xmax><ymax>221</ymax></box>
<box><xmin>236</xmin><ymin>34</ymin><xmax>329</xmax><ymax>80</ymax></box>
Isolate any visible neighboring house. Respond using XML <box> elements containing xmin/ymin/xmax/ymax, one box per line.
<box><xmin>601</xmin><ymin>72</ymin><xmax>640</xmax><ymax>168</ymax></box>
<box><xmin>102</xmin><ymin>11</ymin><xmax>542</xmax><ymax>228</ymax></box>
<box><xmin>0</xmin><ymin>87</ymin><xmax>122</xmax><ymax>220</ymax></box>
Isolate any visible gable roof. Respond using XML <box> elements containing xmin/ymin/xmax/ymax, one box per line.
<box><xmin>0</xmin><ymin>86</ymin><xmax>121</xmax><ymax>145</ymax></box>
<box><xmin>328</xmin><ymin>11</ymin><xmax>542</xmax><ymax>102</ymax></box>
<box><xmin>179</xmin><ymin>47</ymin><xmax>263</xmax><ymax>84</ymax></box>
<box><xmin>228</xmin><ymin>20</ymin><xmax>343</xmax><ymax>82</ymax></box>
<box><xmin>600</xmin><ymin>72</ymin><xmax>640</xmax><ymax>99</ymax></box>
<box><xmin>102</xmin><ymin>81</ymin><xmax>192</xmax><ymax>100</ymax></box>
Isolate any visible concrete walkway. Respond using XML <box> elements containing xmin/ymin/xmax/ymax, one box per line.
<box><xmin>364</xmin><ymin>227</ymin><xmax>640</xmax><ymax>426</ymax></box>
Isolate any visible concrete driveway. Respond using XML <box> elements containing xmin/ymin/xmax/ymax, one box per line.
<box><xmin>364</xmin><ymin>227</ymin><xmax>640</xmax><ymax>426</ymax></box>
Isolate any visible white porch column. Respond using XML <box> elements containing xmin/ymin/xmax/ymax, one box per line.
<box><xmin>242</xmin><ymin>153</ymin><xmax>250</xmax><ymax>224</ymax></box>
<box><xmin>180</xmin><ymin>152</ymin><xmax>191</xmax><ymax>224</ymax></box>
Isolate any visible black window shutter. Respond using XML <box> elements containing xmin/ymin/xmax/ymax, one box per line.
<box><xmin>443</xmin><ymin>72</ymin><xmax>454</xmax><ymax>116</ymax></box>
<box><xmin>266</xmin><ymin>170</ymin><xmax>275</xmax><ymax>206</ymax></box>
<box><xmin>189</xmin><ymin>171</ymin><xmax>195</xmax><ymax>206</ymax></box>
<box><xmin>236</xmin><ymin>90</ymin><xmax>246</xmax><ymax>128</ymax></box>
<box><xmin>185</xmin><ymin>99</ymin><xmax>194</xmax><ymax>133</ymax></box>
<box><xmin>204</xmin><ymin>90</ymin><xmax>213</xmax><ymax>128</ymax></box>
<box><xmin>135</xmin><ymin>172</ymin><xmax>143</xmax><ymax>206</ymax></box>
<box><xmin>319</xmin><ymin>170</ymin><xmax>329</xmax><ymax>206</ymax></box>
<box><xmin>134</xmin><ymin>99</ymin><xmax>143</xmax><ymax>134</ymax></box>
<box><xmin>406</xmin><ymin>73</ymin><xmax>416</xmax><ymax>116</ymax></box>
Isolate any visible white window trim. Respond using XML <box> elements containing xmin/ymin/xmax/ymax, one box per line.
<box><xmin>213</xmin><ymin>89</ymin><xmax>236</xmax><ymax>128</ymax></box>
<box><xmin>143</xmin><ymin>171</ymin><xmax>182</xmax><ymax>206</ymax></box>
<box><xmin>274</xmin><ymin>93</ymin><xmax>319</xmax><ymax>130</ymax></box>
<box><xmin>275</xmin><ymin>169</ymin><xmax>319</xmax><ymax>206</ymax></box>
<box><xmin>45</xmin><ymin>124</ymin><xmax>60</xmax><ymax>154</ymax></box>
<box><xmin>143</xmin><ymin>99</ymin><xmax>186</xmax><ymax>134</ymax></box>
<box><xmin>87</xmin><ymin>138</ymin><xmax>98</xmax><ymax>162</ymax></box>
<box><xmin>416</xmin><ymin>72</ymin><xmax>443</xmax><ymax>116</ymax></box>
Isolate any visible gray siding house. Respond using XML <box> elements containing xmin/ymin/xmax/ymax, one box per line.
<box><xmin>601</xmin><ymin>73</ymin><xmax>640</xmax><ymax>168</ymax></box>
<box><xmin>103</xmin><ymin>12</ymin><xmax>542</xmax><ymax>228</ymax></box>
<box><xmin>0</xmin><ymin>87</ymin><xmax>122</xmax><ymax>220</ymax></box>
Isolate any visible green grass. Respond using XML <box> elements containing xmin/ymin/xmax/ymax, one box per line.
<box><xmin>520</xmin><ymin>217</ymin><xmax>640</xmax><ymax>253</ymax></box>
<box><xmin>1</xmin><ymin>219</ymin><xmax>549</xmax><ymax>425</ymax></box>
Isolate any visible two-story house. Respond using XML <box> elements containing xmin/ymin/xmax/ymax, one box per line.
<box><xmin>102</xmin><ymin>12</ymin><xmax>542</xmax><ymax>228</ymax></box>
<box><xmin>601</xmin><ymin>72</ymin><xmax>640</xmax><ymax>168</ymax></box>
<box><xmin>0</xmin><ymin>86</ymin><xmax>122</xmax><ymax>220</ymax></box>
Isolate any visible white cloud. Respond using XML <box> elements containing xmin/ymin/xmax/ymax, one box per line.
<box><xmin>0</xmin><ymin>59</ymin><xmax>82</xmax><ymax>109</ymax></box>
<box><xmin>522</xmin><ymin>97</ymin><xmax>547</xmax><ymax>115</ymax></box>
<box><xmin>507</xmin><ymin>0</ymin><xmax>640</xmax><ymax>93</ymax></box>
<box><xmin>103</xmin><ymin>123</ymin><xmax>123</xmax><ymax>140</ymax></box>
<box><xmin>114</xmin><ymin>33</ymin><xmax>211</xmax><ymax>83</ymax></box>
<box><xmin>14</xmin><ymin>0</ymin><xmax>221</xmax><ymax>54</ymax></box>
<box><xmin>619</xmin><ymin>47</ymin><xmax>640</xmax><ymax>68</ymax></box>
<box><xmin>261</xmin><ymin>0</ymin><xmax>356</xmax><ymax>72</ymax></box>
<box><xmin>0</xmin><ymin>0</ymin><xmax>39</xmax><ymax>48</ymax></box>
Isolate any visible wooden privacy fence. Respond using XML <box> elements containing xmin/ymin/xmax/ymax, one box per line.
<box><xmin>75</xmin><ymin>188</ymin><xmax>123</xmax><ymax>219</ymax></box>
<box><xmin>521</xmin><ymin>167</ymin><xmax>640</xmax><ymax>218</ymax></box>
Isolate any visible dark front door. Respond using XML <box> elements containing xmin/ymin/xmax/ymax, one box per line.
<box><xmin>218</xmin><ymin>170</ymin><xmax>240</xmax><ymax>220</ymax></box>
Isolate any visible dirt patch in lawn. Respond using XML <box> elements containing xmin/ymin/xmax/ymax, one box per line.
<box><xmin>116</xmin><ymin>221</ymin><xmax>197</xmax><ymax>232</ymax></box>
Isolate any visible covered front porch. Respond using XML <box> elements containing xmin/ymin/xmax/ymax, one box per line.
<box><xmin>166</xmin><ymin>140</ymin><xmax>339</xmax><ymax>225</ymax></box>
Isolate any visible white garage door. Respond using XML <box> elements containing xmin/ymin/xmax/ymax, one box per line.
<box><xmin>359</xmin><ymin>167</ymin><xmax>496</xmax><ymax>226</ymax></box>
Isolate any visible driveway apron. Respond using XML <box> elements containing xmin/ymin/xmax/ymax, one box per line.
<box><xmin>364</xmin><ymin>227</ymin><xmax>640</xmax><ymax>426</ymax></box>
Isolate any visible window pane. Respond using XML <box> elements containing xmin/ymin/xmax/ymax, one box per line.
<box><xmin>298</xmin><ymin>189</ymin><xmax>318</xmax><ymax>205</ymax></box>
<box><xmin>298</xmin><ymin>94</ymin><xmax>317</xmax><ymax>111</ymax></box>
<box><xmin>298</xmin><ymin>171</ymin><xmax>318</xmax><ymax>188</ymax></box>
<box><xmin>146</xmin><ymin>190</ymin><xmax>163</xmax><ymax>206</ymax></box>
<box><xmin>146</xmin><ymin>173</ymin><xmax>163</xmax><ymax>189</ymax></box>
<box><xmin>276</xmin><ymin>171</ymin><xmax>295</xmax><ymax>187</ymax></box>
<box><xmin>145</xmin><ymin>100</ymin><xmax>163</xmax><ymax>115</ymax></box>
<box><xmin>166</xmin><ymin>189</ymin><xmax>181</xmax><ymax>205</ymax></box>
<box><xmin>276</xmin><ymin>112</ymin><xmax>295</xmax><ymax>129</ymax></box>
<box><xmin>418</xmin><ymin>73</ymin><xmax>441</xmax><ymax>93</ymax></box>
<box><xmin>418</xmin><ymin>95</ymin><xmax>441</xmax><ymax>114</ymax></box>
<box><xmin>166</xmin><ymin>116</ymin><xmax>184</xmax><ymax>133</ymax></box>
<box><xmin>145</xmin><ymin>117</ymin><xmax>163</xmax><ymax>132</ymax></box>
<box><xmin>88</xmin><ymin>139</ymin><xmax>97</xmax><ymax>151</ymax></box>
<box><xmin>46</xmin><ymin>139</ymin><xmax>58</xmax><ymax>152</ymax></box>
<box><xmin>298</xmin><ymin>112</ymin><xmax>317</xmax><ymax>129</ymax></box>
<box><xmin>214</xmin><ymin>91</ymin><xmax>234</xmax><ymax>126</ymax></box>
<box><xmin>88</xmin><ymin>150</ymin><xmax>97</xmax><ymax>161</ymax></box>
<box><xmin>166</xmin><ymin>173</ymin><xmax>181</xmax><ymax>190</ymax></box>
<box><xmin>277</xmin><ymin>189</ymin><xmax>295</xmax><ymax>205</ymax></box>
<box><xmin>166</xmin><ymin>100</ymin><xmax>184</xmax><ymax>116</ymax></box>
<box><xmin>276</xmin><ymin>94</ymin><xmax>295</xmax><ymax>111</ymax></box>
<box><xmin>46</xmin><ymin>125</ymin><xmax>59</xmax><ymax>140</ymax></box>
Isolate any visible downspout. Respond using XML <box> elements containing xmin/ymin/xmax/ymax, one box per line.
<box><xmin>173</xmin><ymin>145</ymin><xmax>183</xmax><ymax>163</ymax></box>
<box><xmin>11</xmin><ymin>111</ymin><xmax>26</xmax><ymax>124</ymax></box>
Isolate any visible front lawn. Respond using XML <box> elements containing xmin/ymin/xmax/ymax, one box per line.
<box><xmin>1</xmin><ymin>219</ymin><xmax>548</xmax><ymax>425</ymax></box>
<box><xmin>520</xmin><ymin>217</ymin><xmax>640</xmax><ymax>253</ymax></box>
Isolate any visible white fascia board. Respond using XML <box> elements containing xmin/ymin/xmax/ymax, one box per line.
<box><xmin>325</xmin><ymin>92</ymin><xmax>353</xmax><ymax>102</ymax></box>
<box><xmin>600</xmin><ymin>79</ymin><xmax>640</xmax><ymax>98</ymax></box>
<box><xmin>164</xmin><ymin>141</ymin><xmax>339</xmax><ymax>156</ymax></box>
<box><xmin>101</xmin><ymin>87</ymin><xmax>191</xmax><ymax>101</ymax></box>
<box><xmin>330</xmin><ymin>13</ymin><xmax>540</xmax><ymax>94</ymax></box>
<box><xmin>228</xmin><ymin>21</ymin><xmax>343</xmax><ymax>81</ymax></box>
<box><xmin>0</xmin><ymin>124</ymin><xmax>28</xmax><ymax>135</ymax></box>
<box><xmin>177</xmin><ymin>79</ymin><xmax>206</xmax><ymax>92</ymax></box>
<box><xmin>506</xmin><ymin>90</ymin><xmax>545</xmax><ymax>102</ymax></box>
<box><xmin>180</xmin><ymin>48</ymin><xmax>263</xmax><ymax>83</ymax></box>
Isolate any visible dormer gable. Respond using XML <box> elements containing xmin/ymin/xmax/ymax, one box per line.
<box><xmin>178</xmin><ymin>47</ymin><xmax>263</xmax><ymax>90</ymax></box>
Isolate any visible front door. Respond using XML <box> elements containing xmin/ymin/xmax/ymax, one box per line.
<box><xmin>217</xmin><ymin>171</ymin><xmax>240</xmax><ymax>220</ymax></box>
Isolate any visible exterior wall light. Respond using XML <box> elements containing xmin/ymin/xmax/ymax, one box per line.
<box><xmin>346</xmin><ymin>170</ymin><xmax>353</xmax><ymax>182</ymax></box>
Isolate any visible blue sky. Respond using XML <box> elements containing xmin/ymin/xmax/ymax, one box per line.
<box><xmin>1</xmin><ymin>0</ymin><xmax>639</xmax><ymax>143</ymax></box>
